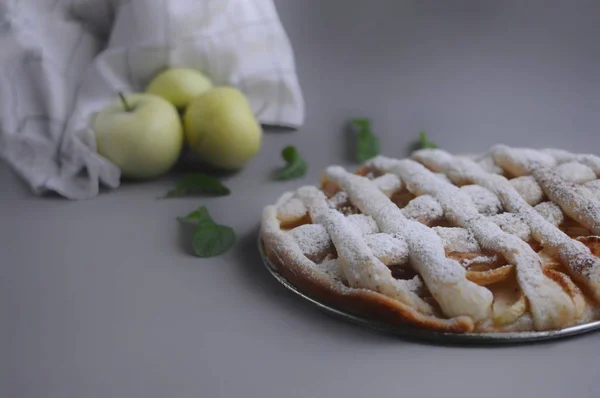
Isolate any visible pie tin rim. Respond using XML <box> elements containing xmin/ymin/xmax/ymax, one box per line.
<box><xmin>258</xmin><ymin>236</ymin><xmax>600</xmax><ymax>344</ymax></box>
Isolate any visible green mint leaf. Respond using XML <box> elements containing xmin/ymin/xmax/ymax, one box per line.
<box><xmin>192</xmin><ymin>224</ymin><xmax>236</xmax><ymax>258</ymax></box>
<box><xmin>177</xmin><ymin>206</ymin><xmax>215</xmax><ymax>228</ymax></box>
<box><xmin>351</xmin><ymin>118</ymin><xmax>371</xmax><ymax>131</ymax></box>
<box><xmin>161</xmin><ymin>173</ymin><xmax>230</xmax><ymax>199</ymax></box>
<box><xmin>178</xmin><ymin>206</ymin><xmax>236</xmax><ymax>257</ymax></box>
<box><xmin>419</xmin><ymin>131</ymin><xmax>438</xmax><ymax>149</ymax></box>
<box><xmin>272</xmin><ymin>145</ymin><xmax>307</xmax><ymax>180</ymax></box>
<box><xmin>352</xmin><ymin>118</ymin><xmax>380</xmax><ymax>162</ymax></box>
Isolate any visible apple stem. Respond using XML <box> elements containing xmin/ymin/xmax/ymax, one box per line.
<box><xmin>118</xmin><ymin>92</ymin><xmax>133</xmax><ymax>112</ymax></box>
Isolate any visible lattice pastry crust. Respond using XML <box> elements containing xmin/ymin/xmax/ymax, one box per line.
<box><xmin>260</xmin><ymin>145</ymin><xmax>600</xmax><ymax>333</ymax></box>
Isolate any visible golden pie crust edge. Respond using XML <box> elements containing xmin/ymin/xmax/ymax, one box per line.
<box><xmin>259</xmin><ymin>218</ymin><xmax>475</xmax><ymax>333</ymax></box>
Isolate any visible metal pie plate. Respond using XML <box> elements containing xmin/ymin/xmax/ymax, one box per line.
<box><xmin>258</xmin><ymin>237</ymin><xmax>600</xmax><ymax>344</ymax></box>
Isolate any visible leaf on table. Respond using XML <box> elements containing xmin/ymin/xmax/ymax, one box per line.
<box><xmin>419</xmin><ymin>131</ymin><xmax>438</xmax><ymax>149</ymax></box>
<box><xmin>177</xmin><ymin>206</ymin><xmax>215</xmax><ymax>228</ymax></box>
<box><xmin>351</xmin><ymin>118</ymin><xmax>380</xmax><ymax>162</ymax></box>
<box><xmin>192</xmin><ymin>224</ymin><xmax>236</xmax><ymax>258</ymax></box>
<box><xmin>177</xmin><ymin>206</ymin><xmax>236</xmax><ymax>258</ymax></box>
<box><xmin>160</xmin><ymin>173</ymin><xmax>230</xmax><ymax>199</ymax></box>
<box><xmin>272</xmin><ymin>145</ymin><xmax>307</xmax><ymax>180</ymax></box>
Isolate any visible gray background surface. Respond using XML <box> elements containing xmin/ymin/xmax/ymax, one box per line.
<box><xmin>2</xmin><ymin>1</ymin><xmax>600</xmax><ymax>397</ymax></box>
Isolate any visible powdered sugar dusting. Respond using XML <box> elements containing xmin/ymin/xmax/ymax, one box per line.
<box><xmin>372</xmin><ymin>173</ymin><xmax>402</xmax><ymax>197</ymax></box>
<box><xmin>584</xmin><ymin>180</ymin><xmax>600</xmax><ymax>199</ymax></box>
<box><xmin>433</xmin><ymin>204</ymin><xmax>560</xmax><ymax>255</ymax></box>
<box><xmin>541</xmin><ymin>149</ymin><xmax>600</xmax><ymax>176</ymax></box>
<box><xmin>401</xmin><ymin>195</ymin><xmax>444</xmax><ymax>225</ymax></box>
<box><xmin>365</xmin><ymin>233</ymin><xmax>409</xmax><ymax>265</ymax></box>
<box><xmin>555</xmin><ymin>162</ymin><xmax>596</xmax><ymax>184</ymax></box>
<box><xmin>489</xmin><ymin>213</ymin><xmax>531</xmax><ymax>241</ymax></box>
<box><xmin>531</xmin><ymin>164</ymin><xmax>600</xmax><ymax>235</ymax></box>
<box><xmin>413</xmin><ymin>147</ymin><xmax>600</xmax><ymax>327</ymax></box>
<box><xmin>460</xmin><ymin>185</ymin><xmax>503</xmax><ymax>215</ymax></box>
<box><xmin>262</xmin><ymin>205</ymin><xmax>352</xmax><ymax>294</ymax></box>
<box><xmin>510</xmin><ymin>176</ymin><xmax>545</xmax><ymax>206</ymax></box>
<box><xmin>346</xmin><ymin>214</ymin><xmax>379</xmax><ymax>235</ymax></box>
<box><xmin>277</xmin><ymin>196</ymin><xmax>307</xmax><ymax>222</ymax></box>
<box><xmin>326</xmin><ymin>165</ymin><xmax>493</xmax><ymax>321</ymax></box>
<box><xmin>435</xmin><ymin>173</ymin><xmax>453</xmax><ymax>183</ymax></box>
<box><xmin>492</xmin><ymin>146</ymin><xmax>600</xmax><ymax>234</ymax></box>
<box><xmin>288</xmin><ymin>224</ymin><xmax>332</xmax><ymax>259</ymax></box>
<box><xmin>434</xmin><ymin>227</ymin><xmax>481</xmax><ymax>253</ymax></box>
<box><xmin>534</xmin><ymin>202</ymin><xmax>564</xmax><ymax>226</ymax></box>
<box><xmin>492</xmin><ymin>145</ymin><xmax>557</xmax><ymax>177</ymax></box>
<box><xmin>375</xmin><ymin>153</ymin><xmax>577</xmax><ymax>330</ymax></box>
<box><xmin>474</xmin><ymin>152</ymin><xmax>504</xmax><ymax>174</ymax></box>
<box><xmin>295</xmin><ymin>185</ymin><xmax>434</xmax><ymax>314</ymax></box>
<box><xmin>315</xmin><ymin>257</ymin><xmax>347</xmax><ymax>284</ymax></box>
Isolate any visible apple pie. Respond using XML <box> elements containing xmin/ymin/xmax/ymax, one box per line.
<box><xmin>260</xmin><ymin>145</ymin><xmax>600</xmax><ymax>333</ymax></box>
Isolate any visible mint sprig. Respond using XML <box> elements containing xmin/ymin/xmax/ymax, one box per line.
<box><xmin>352</xmin><ymin>118</ymin><xmax>380</xmax><ymax>162</ymax></box>
<box><xmin>178</xmin><ymin>206</ymin><xmax>235</xmax><ymax>258</ymax></box>
<box><xmin>161</xmin><ymin>173</ymin><xmax>230</xmax><ymax>199</ymax></box>
<box><xmin>272</xmin><ymin>145</ymin><xmax>307</xmax><ymax>180</ymax></box>
<box><xmin>419</xmin><ymin>131</ymin><xmax>438</xmax><ymax>149</ymax></box>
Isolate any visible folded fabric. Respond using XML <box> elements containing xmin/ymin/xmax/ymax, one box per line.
<box><xmin>0</xmin><ymin>0</ymin><xmax>304</xmax><ymax>199</ymax></box>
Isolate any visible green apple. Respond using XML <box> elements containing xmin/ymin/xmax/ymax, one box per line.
<box><xmin>184</xmin><ymin>87</ymin><xmax>262</xmax><ymax>170</ymax></box>
<box><xmin>146</xmin><ymin>68</ymin><xmax>213</xmax><ymax>109</ymax></box>
<box><xmin>94</xmin><ymin>93</ymin><xmax>183</xmax><ymax>179</ymax></box>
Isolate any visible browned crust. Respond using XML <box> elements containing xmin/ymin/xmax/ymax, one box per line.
<box><xmin>261</xmin><ymin>232</ymin><xmax>474</xmax><ymax>333</ymax></box>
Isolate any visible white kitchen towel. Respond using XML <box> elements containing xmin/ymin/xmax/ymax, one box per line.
<box><xmin>0</xmin><ymin>0</ymin><xmax>304</xmax><ymax>199</ymax></box>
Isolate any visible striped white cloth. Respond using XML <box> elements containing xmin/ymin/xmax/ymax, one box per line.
<box><xmin>0</xmin><ymin>0</ymin><xmax>304</xmax><ymax>199</ymax></box>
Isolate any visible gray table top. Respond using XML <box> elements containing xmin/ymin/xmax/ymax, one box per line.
<box><xmin>2</xmin><ymin>1</ymin><xmax>600</xmax><ymax>397</ymax></box>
